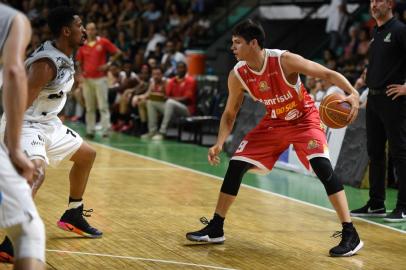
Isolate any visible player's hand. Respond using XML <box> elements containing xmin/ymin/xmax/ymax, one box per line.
<box><xmin>98</xmin><ymin>63</ymin><xmax>110</xmax><ymax>72</ymax></box>
<box><xmin>208</xmin><ymin>144</ymin><xmax>222</xmax><ymax>166</ymax></box>
<box><xmin>9</xmin><ymin>149</ymin><xmax>35</xmax><ymax>184</ymax></box>
<box><xmin>342</xmin><ymin>92</ymin><xmax>359</xmax><ymax>123</ymax></box>
<box><xmin>386</xmin><ymin>84</ymin><xmax>406</xmax><ymax>100</ymax></box>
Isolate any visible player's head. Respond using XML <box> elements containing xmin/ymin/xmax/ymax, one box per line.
<box><xmin>370</xmin><ymin>0</ymin><xmax>393</xmax><ymax>20</ymax></box>
<box><xmin>231</xmin><ymin>19</ymin><xmax>265</xmax><ymax>61</ymax></box>
<box><xmin>47</xmin><ymin>6</ymin><xmax>86</xmax><ymax>48</ymax></box>
<box><xmin>86</xmin><ymin>22</ymin><xmax>97</xmax><ymax>40</ymax></box>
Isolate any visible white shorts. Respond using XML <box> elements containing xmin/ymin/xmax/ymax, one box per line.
<box><xmin>0</xmin><ymin>144</ymin><xmax>40</xmax><ymax>228</ymax></box>
<box><xmin>21</xmin><ymin>121</ymin><xmax>83</xmax><ymax>166</ymax></box>
<box><xmin>0</xmin><ymin>120</ymin><xmax>83</xmax><ymax>167</ymax></box>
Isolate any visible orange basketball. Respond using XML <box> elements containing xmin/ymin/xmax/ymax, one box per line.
<box><xmin>319</xmin><ymin>93</ymin><xmax>351</xmax><ymax>129</ymax></box>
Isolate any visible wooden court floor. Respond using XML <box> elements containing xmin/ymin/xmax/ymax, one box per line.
<box><xmin>2</xmin><ymin>143</ymin><xmax>406</xmax><ymax>269</ymax></box>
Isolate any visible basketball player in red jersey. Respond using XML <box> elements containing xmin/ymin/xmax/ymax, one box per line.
<box><xmin>186</xmin><ymin>20</ymin><xmax>363</xmax><ymax>257</ymax></box>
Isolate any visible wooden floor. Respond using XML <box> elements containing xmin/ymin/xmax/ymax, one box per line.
<box><xmin>2</xmin><ymin>143</ymin><xmax>406</xmax><ymax>270</ymax></box>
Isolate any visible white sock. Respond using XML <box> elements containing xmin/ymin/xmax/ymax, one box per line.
<box><xmin>68</xmin><ymin>201</ymin><xmax>83</xmax><ymax>210</ymax></box>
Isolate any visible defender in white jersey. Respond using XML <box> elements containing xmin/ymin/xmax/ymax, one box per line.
<box><xmin>0</xmin><ymin>6</ymin><xmax>102</xmax><ymax>263</ymax></box>
<box><xmin>0</xmin><ymin>3</ymin><xmax>45</xmax><ymax>269</ymax></box>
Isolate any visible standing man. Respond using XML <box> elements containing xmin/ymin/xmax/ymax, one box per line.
<box><xmin>0</xmin><ymin>3</ymin><xmax>45</xmax><ymax>269</ymax></box>
<box><xmin>186</xmin><ymin>20</ymin><xmax>363</xmax><ymax>257</ymax></box>
<box><xmin>351</xmin><ymin>0</ymin><xmax>406</xmax><ymax>222</ymax></box>
<box><xmin>0</xmin><ymin>6</ymin><xmax>102</xmax><ymax>263</ymax></box>
<box><xmin>76</xmin><ymin>22</ymin><xmax>122</xmax><ymax>139</ymax></box>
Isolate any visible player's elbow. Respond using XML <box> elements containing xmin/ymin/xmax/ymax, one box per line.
<box><xmin>4</xmin><ymin>63</ymin><xmax>26</xmax><ymax>82</ymax></box>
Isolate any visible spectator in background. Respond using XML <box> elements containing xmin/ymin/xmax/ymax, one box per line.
<box><xmin>356</xmin><ymin>27</ymin><xmax>370</xmax><ymax>57</ymax></box>
<box><xmin>151</xmin><ymin>61</ymin><xmax>197</xmax><ymax>140</ymax></box>
<box><xmin>305</xmin><ymin>75</ymin><xmax>323</xmax><ymax>101</ymax></box>
<box><xmin>325</xmin><ymin>0</ymin><xmax>348</xmax><ymax>52</ymax></box>
<box><xmin>351</xmin><ymin>0</ymin><xmax>406</xmax><ymax>222</ymax></box>
<box><xmin>141</xmin><ymin>67</ymin><xmax>168</xmax><ymax>139</ymax></box>
<box><xmin>161</xmin><ymin>40</ymin><xmax>186</xmax><ymax>77</ymax></box>
<box><xmin>76</xmin><ymin>22</ymin><xmax>122</xmax><ymax>139</ymax></box>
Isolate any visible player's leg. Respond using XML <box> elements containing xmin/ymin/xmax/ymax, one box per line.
<box><xmin>5</xmin><ymin>217</ymin><xmax>45</xmax><ymax>270</ymax></box>
<box><xmin>0</xmin><ymin>148</ymin><xmax>45</xmax><ymax>268</ymax></box>
<box><xmin>186</xmin><ymin>159</ymin><xmax>252</xmax><ymax>243</ymax></box>
<box><xmin>309</xmin><ymin>157</ymin><xmax>363</xmax><ymax>257</ymax></box>
<box><xmin>57</xmin><ymin>140</ymin><xmax>101</xmax><ymax>237</ymax></box>
<box><xmin>186</xmin><ymin>124</ymin><xmax>284</xmax><ymax>243</ymax></box>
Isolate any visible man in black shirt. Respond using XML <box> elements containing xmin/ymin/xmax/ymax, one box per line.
<box><xmin>351</xmin><ymin>0</ymin><xmax>406</xmax><ymax>222</ymax></box>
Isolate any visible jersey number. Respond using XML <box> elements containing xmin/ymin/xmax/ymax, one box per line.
<box><xmin>48</xmin><ymin>91</ymin><xmax>64</xmax><ymax>100</ymax></box>
<box><xmin>236</xmin><ymin>140</ymin><xmax>248</xmax><ymax>153</ymax></box>
<box><xmin>66</xmin><ymin>129</ymin><xmax>77</xmax><ymax>138</ymax></box>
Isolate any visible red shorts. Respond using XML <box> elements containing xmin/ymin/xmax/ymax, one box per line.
<box><xmin>232</xmin><ymin>110</ymin><xmax>329</xmax><ymax>172</ymax></box>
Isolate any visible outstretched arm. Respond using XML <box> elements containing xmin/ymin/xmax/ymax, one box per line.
<box><xmin>208</xmin><ymin>70</ymin><xmax>245</xmax><ymax>165</ymax></box>
<box><xmin>281</xmin><ymin>52</ymin><xmax>359</xmax><ymax>122</ymax></box>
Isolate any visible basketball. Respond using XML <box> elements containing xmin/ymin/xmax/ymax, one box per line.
<box><xmin>319</xmin><ymin>93</ymin><xmax>352</xmax><ymax>129</ymax></box>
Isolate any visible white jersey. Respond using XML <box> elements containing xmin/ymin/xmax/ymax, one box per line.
<box><xmin>24</xmin><ymin>41</ymin><xmax>75</xmax><ymax>123</ymax></box>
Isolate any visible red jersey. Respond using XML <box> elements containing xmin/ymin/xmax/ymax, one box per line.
<box><xmin>166</xmin><ymin>75</ymin><xmax>197</xmax><ymax>114</ymax></box>
<box><xmin>234</xmin><ymin>49</ymin><xmax>315</xmax><ymax>126</ymax></box>
<box><xmin>76</xmin><ymin>36</ymin><xmax>118</xmax><ymax>79</ymax></box>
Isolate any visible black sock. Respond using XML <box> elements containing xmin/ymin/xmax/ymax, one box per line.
<box><xmin>342</xmin><ymin>222</ymin><xmax>354</xmax><ymax>229</ymax></box>
<box><xmin>69</xmin><ymin>197</ymin><xmax>82</xmax><ymax>203</ymax></box>
<box><xmin>212</xmin><ymin>213</ymin><xmax>225</xmax><ymax>225</ymax></box>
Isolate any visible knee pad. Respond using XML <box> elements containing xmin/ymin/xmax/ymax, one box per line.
<box><xmin>310</xmin><ymin>157</ymin><xmax>343</xmax><ymax>195</ymax></box>
<box><xmin>6</xmin><ymin>215</ymin><xmax>45</xmax><ymax>262</ymax></box>
<box><xmin>220</xmin><ymin>160</ymin><xmax>252</xmax><ymax>196</ymax></box>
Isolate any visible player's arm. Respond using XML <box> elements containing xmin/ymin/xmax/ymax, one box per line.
<box><xmin>2</xmin><ymin>13</ymin><xmax>35</xmax><ymax>181</ymax></box>
<box><xmin>281</xmin><ymin>52</ymin><xmax>359</xmax><ymax>123</ymax></box>
<box><xmin>208</xmin><ymin>70</ymin><xmax>245</xmax><ymax>165</ymax></box>
<box><xmin>26</xmin><ymin>58</ymin><xmax>57</xmax><ymax>108</ymax></box>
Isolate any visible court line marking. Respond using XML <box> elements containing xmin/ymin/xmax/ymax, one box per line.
<box><xmin>92</xmin><ymin>141</ymin><xmax>406</xmax><ymax>235</ymax></box>
<box><xmin>46</xmin><ymin>249</ymin><xmax>237</xmax><ymax>270</ymax></box>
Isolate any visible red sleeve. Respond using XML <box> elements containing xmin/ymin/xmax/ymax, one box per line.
<box><xmin>101</xmin><ymin>37</ymin><xmax>119</xmax><ymax>54</ymax></box>
<box><xmin>76</xmin><ymin>47</ymin><xmax>83</xmax><ymax>62</ymax></box>
<box><xmin>184</xmin><ymin>76</ymin><xmax>197</xmax><ymax>104</ymax></box>
<box><xmin>166</xmin><ymin>78</ymin><xmax>174</xmax><ymax>96</ymax></box>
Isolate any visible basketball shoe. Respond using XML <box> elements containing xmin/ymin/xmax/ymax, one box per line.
<box><xmin>350</xmin><ymin>202</ymin><xmax>386</xmax><ymax>217</ymax></box>
<box><xmin>57</xmin><ymin>205</ymin><xmax>102</xmax><ymax>238</ymax></box>
<box><xmin>383</xmin><ymin>208</ymin><xmax>406</xmax><ymax>222</ymax></box>
<box><xmin>186</xmin><ymin>214</ymin><xmax>225</xmax><ymax>243</ymax></box>
<box><xmin>329</xmin><ymin>224</ymin><xmax>363</xmax><ymax>257</ymax></box>
<box><xmin>0</xmin><ymin>236</ymin><xmax>13</xmax><ymax>264</ymax></box>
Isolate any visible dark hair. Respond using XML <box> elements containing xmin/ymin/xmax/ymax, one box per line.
<box><xmin>47</xmin><ymin>6</ymin><xmax>77</xmax><ymax>38</ymax></box>
<box><xmin>232</xmin><ymin>19</ymin><xmax>265</xmax><ymax>49</ymax></box>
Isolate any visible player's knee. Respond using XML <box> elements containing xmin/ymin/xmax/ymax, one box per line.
<box><xmin>310</xmin><ymin>157</ymin><xmax>343</xmax><ymax>195</ymax></box>
<box><xmin>6</xmin><ymin>216</ymin><xmax>45</xmax><ymax>262</ymax></box>
<box><xmin>220</xmin><ymin>160</ymin><xmax>252</xmax><ymax>196</ymax></box>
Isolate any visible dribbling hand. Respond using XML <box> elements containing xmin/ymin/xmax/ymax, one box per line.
<box><xmin>208</xmin><ymin>144</ymin><xmax>222</xmax><ymax>166</ymax></box>
<box><xmin>342</xmin><ymin>92</ymin><xmax>359</xmax><ymax>123</ymax></box>
<box><xmin>9</xmin><ymin>150</ymin><xmax>35</xmax><ymax>184</ymax></box>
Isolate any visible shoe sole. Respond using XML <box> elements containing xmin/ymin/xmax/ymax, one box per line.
<box><xmin>350</xmin><ymin>213</ymin><xmax>387</xmax><ymax>217</ymax></box>
<box><xmin>383</xmin><ymin>218</ymin><xmax>406</xmax><ymax>223</ymax></box>
<box><xmin>329</xmin><ymin>240</ymin><xmax>364</xmax><ymax>257</ymax></box>
<box><xmin>0</xmin><ymin>252</ymin><xmax>13</xmax><ymax>264</ymax></box>
<box><xmin>57</xmin><ymin>221</ymin><xmax>102</xmax><ymax>238</ymax></box>
<box><xmin>186</xmin><ymin>234</ymin><xmax>225</xmax><ymax>244</ymax></box>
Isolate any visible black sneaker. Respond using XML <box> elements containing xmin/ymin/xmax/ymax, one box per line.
<box><xmin>329</xmin><ymin>227</ymin><xmax>364</xmax><ymax>257</ymax></box>
<box><xmin>57</xmin><ymin>205</ymin><xmax>102</xmax><ymax>238</ymax></box>
<box><xmin>186</xmin><ymin>217</ymin><xmax>225</xmax><ymax>243</ymax></box>
<box><xmin>0</xmin><ymin>236</ymin><xmax>13</xmax><ymax>264</ymax></box>
<box><xmin>383</xmin><ymin>208</ymin><xmax>406</xmax><ymax>223</ymax></box>
<box><xmin>350</xmin><ymin>203</ymin><xmax>386</xmax><ymax>217</ymax></box>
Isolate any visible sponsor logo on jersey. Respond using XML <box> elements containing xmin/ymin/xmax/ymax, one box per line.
<box><xmin>307</xmin><ymin>139</ymin><xmax>319</xmax><ymax>150</ymax></box>
<box><xmin>284</xmin><ymin>108</ymin><xmax>301</xmax><ymax>120</ymax></box>
<box><xmin>258</xmin><ymin>91</ymin><xmax>293</xmax><ymax>105</ymax></box>
<box><xmin>384</xmin><ymin>33</ymin><xmax>391</xmax><ymax>43</ymax></box>
<box><xmin>259</xmin><ymin>81</ymin><xmax>270</xmax><ymax>92</ymax></box>
<box><xmin>31</xmin><ymin>140</ymin><xmax>45</xmax><ymax>147</ymax></box>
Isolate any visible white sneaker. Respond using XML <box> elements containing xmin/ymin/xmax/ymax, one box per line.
<box><xmin>152</xmin><ymin>133</ymin><xmax>164</xmax><ymax>140</ymax></box>
<box><xmin>141</xmin><ymin>132</ymin><xmax>155</xmax><ymax>139</ymax></box>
